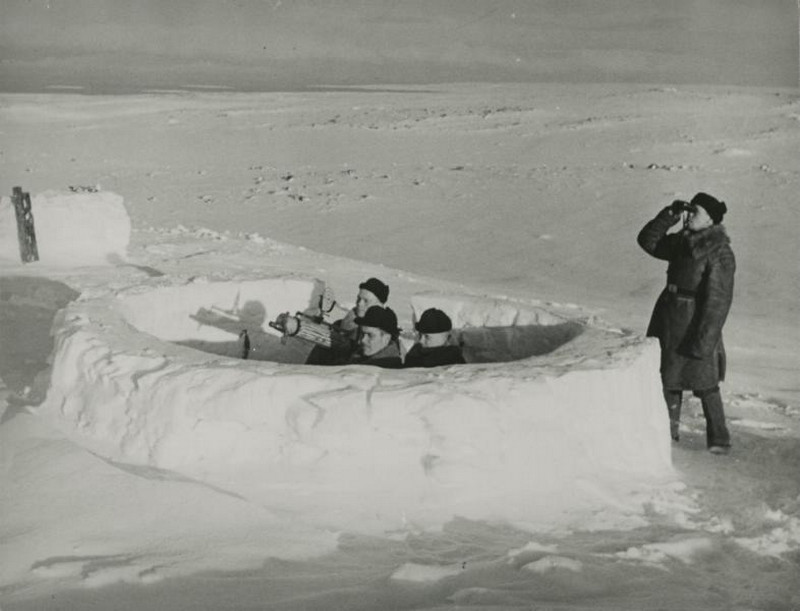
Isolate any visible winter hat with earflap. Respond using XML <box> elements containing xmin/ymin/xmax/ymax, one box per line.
<box><xmin>415</xmin><ymin>308</ymin><xmax>453</xmax><ymax>334</ymax></box>
<box><xmin>359</xmin><ymin>277</ymin><xmax>390</xmax><ymax>304</ymax></box>
<box><xmin>691</xmin><ymin>192</ymin><xmax>727</xmax><ymax>224</ymax></box>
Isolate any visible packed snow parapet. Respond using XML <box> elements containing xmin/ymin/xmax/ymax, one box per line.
<box><xmin>40</xmin><ymin>275</ymin><xmax>674</xmax><ymax>533</ymax></box>
<box><xmin>0</xmin><ymin>190</ymin><xmax>130</xmax><ymax>266</ymax></box>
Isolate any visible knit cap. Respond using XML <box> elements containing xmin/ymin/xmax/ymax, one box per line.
<box><xmin>415</xmin><ymin>308</ymin><xmax>453</xmax><ymax>334</ymax></box>
<box><xmin>691</xmin><ymin>192</ymin><xmax>727</xmax><ymax>224</ymax></box>
<box><xmin>359</xmin><ymin>277</ymin><xmax>390</xmax><ymax>303</ymax></box>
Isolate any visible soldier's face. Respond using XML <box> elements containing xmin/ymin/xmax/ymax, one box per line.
<box><xmin>355</xmin><ymin>289</ymin><xmax>381</xmax><ymax>317</ymax></box>
<box><xmin>418</xmin><ymin>331</ymin><xmax>449</xmax><ymax>348</ymax></box>
<box><xmin>360</xmin><ymin>326</ymin><xmax>390</xmax><ymax>356</ymax></box>
<box><xmin>685</xmin><ymin>205</ymin><xmax>713</xmax><ymax>232</ymax></box>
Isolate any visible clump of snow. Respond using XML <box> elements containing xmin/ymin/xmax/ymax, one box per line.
<box><xmin>614</xmin><ymin>537</ymin><xmax>715</xmax><ymax>564</ymax></box>
<box><xmin>39</xmin><ymin>271</ymin><xmax>675</xmax><ymax>536</ymax></box>
<box><xmin>0</xmin><ymin>190</ymin><xmax>130</xmax><ymax>266</ymax></box>
<box><xmin>507</xmin><ymin>541</ymin><xmax>560</xmax><ymax>559</ymax></box>
<box><xmin>522</xmin><ymin>555</ymin><xmax>584</xmax><ymax>573</ymax></box>
<box><xmin>391</xmin><ymin>562</ymin><xmax>464</xmax><ymax>582</ymax></box>
<box><xmin>734</xmin><ymin>510</ymin><xmax>800</xmax><ymax>557</ymax></box>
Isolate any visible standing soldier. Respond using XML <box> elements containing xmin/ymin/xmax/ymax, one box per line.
<box><xmin>637</xmin><ymin>192</ymin><xmax>736</xmax><ymax>454</ymax></box>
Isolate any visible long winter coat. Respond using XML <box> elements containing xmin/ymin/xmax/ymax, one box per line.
<box><xmin>637</xmin><ymin>208</ymin><xmax>736</xmax><ymax>391</ymax></box>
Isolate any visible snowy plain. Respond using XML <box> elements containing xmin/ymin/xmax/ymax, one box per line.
<box><xmin>1</xmin><ymin>83</ymin><xmax>799</xmax><ymax>609</ymax></box>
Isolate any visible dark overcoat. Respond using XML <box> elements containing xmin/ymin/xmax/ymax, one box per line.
<box><xmin>351</xmin><ymin>341</ymin><xmax>403</xmax><ymax>369</ymax></box>
<box><xmin>637</xmin><ymin>208</ymin><xmax>736</xmax><ymax>391</ymax></box>
<box><xmin>403</xmin><ymin>344</ymin><xmax>466</xmax><ymax>368</ymax></box>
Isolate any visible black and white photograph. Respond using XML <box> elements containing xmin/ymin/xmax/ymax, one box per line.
<box><xmin>1</xmin><ymin>1</ymin><xmax>799</xmax><ymax>609</ymax></box>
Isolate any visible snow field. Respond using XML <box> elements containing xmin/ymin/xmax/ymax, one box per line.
<box><xmin>1</xmin><ymin>170</ymin><xmax>798</xmax><ymax>608</ymax></box>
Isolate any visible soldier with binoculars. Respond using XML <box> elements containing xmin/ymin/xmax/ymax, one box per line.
<box><xmin>638</xmin><ymin>192</ymin><xmax>736</xmax><ymax>455</ymax></box>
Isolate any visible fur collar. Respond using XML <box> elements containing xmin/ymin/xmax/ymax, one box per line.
<box><xmin>681</xmin><ymin>225</ymin><xmax>730</xmax><ymax>259</ymax></box>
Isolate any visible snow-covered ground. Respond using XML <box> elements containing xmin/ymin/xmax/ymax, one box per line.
<box><xmin>1</xmin><ymin>84</ymin><xmax>799</xmax><ymax>609</ymax></box>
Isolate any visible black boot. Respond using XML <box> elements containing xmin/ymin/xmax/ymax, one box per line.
<box><xmin>695</xmin><ymin>387</ymin><xmax>731</xmax><ymax>453</ymax></box>
<box><xmin>663</xmin><ymin>389</ymin><xmax>682</xmax><ymax>442</ymax></box>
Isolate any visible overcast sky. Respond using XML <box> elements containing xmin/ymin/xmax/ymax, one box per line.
<box><xmin>1</xmin><ymin>0</ymin><xmax>797</xmax><ymax>92</ymax></box>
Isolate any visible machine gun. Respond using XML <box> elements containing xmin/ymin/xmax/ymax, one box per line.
<box><xmin>269</xmin><ymin>312</ymin><xmax>333</xmax><ymax>348</ymax></box>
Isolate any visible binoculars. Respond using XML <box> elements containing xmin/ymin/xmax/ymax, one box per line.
<box><xmin>670</xmin><ymin>200</ymin><xmax>692</xmax><ymax>214</ymax></box>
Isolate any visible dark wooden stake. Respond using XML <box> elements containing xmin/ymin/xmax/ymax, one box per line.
<box><xmin>12</xmin><ymin>186</ymin><xmax>39</xmax><ymax>263</ymax></box>
<box><xmin>239</xmin><ymin>329</ymin><xmax>251</xmax><ymax>359</ymax></box>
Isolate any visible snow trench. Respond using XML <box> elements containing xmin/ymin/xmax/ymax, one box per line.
<box><xmin>41</xmin><ymin>276</ymin><xmax>674</xmax><ymax>533</ymax></box>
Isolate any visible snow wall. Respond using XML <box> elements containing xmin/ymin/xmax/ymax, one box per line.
<box><xmin>0</xmin><ymin>190</ymin><xmax>130</xmax><ymax>266</ymax></box>
<box><xmin>40</xmin><ymin>275</ymin><xmax>674</xmax><ymax>534</ymax></box>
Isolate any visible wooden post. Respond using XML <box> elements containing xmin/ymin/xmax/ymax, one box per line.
<box><xmin>239</xmin><ymin>329</ymin><xmax>251</xmax><ymax>359</ymax></box>
<box><xmin>12</xmin><ymin>186</ymin><xmax>39</xmax><ymax>263</ymax></box>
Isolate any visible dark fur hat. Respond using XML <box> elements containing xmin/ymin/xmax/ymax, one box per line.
<box><xmin>355</xmin><ymin>305</ymin><xmax>398</xmax><ymax>336</ymax></box>
<box><xmin>691</xmin><ymin>192</ymin><xmax>727</xmax><ymax>224</ymax></box>
<box><xmin>359</xmin><ymin>277</ymin><xmax>389</xmax><ymax>304</ymax></box>
<box><xmin>415</xmin><ymin>308</ymin><xmax>453</xmax><ymax>334</ymax></box>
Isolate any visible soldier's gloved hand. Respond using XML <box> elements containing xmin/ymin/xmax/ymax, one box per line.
<box><xmin>669</xmin><ymin>200</ymin><xmax>689</xmax><ymax>216</ymax></box>
<box><xmin>319</xmin><ymin>287</ymin><xmax>337</xmax><ymax>314</ymax></box>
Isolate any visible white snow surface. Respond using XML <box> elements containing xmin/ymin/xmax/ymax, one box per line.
<box><xmin>1</xmin><ymin>84</ymin><xmax>799</xmax><ymax>610</ymax></box>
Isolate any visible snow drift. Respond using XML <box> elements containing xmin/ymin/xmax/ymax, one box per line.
<box><xmin>40</xmin><ymin>272</ymin><xmax>674</xmax><ymax>534</ymax></box>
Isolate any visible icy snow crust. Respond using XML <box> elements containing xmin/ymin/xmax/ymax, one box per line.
<box><xmin>41</xmin><ymin>274</ymin><xmax>673</xmax><ymax>533</ymax></box>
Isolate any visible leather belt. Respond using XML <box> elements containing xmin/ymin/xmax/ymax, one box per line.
<box><xmin>667</xmin><ymin>284</ymin><xmax>696</xmax><ymax>298</ymax></box>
